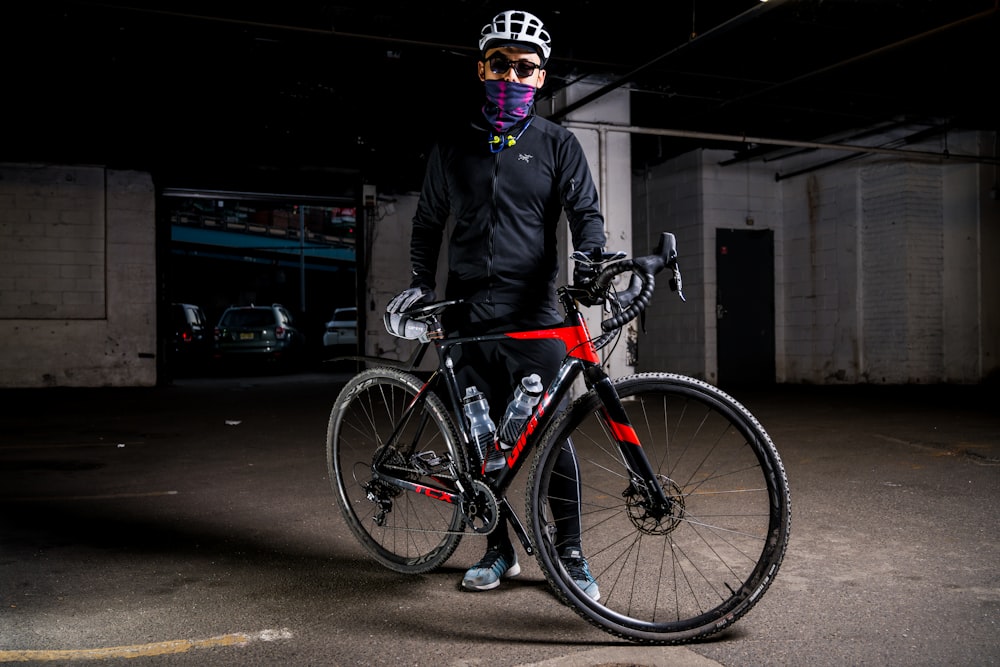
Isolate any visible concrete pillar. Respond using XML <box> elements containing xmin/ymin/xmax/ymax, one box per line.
<box><xmin>550</xmin><ymin>81</ymin><xmax>634</xmax><ymax>386</ymax></box>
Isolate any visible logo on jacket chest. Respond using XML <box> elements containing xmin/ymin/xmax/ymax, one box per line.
<box><xmin>517</xmin><ymin>153</ymin><xmax>534</xmax><ymax>163</ymax></box>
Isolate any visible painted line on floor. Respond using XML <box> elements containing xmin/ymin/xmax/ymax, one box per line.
<box><xmin>0</xmin><ymin>628</ymin><xmax>294</xmax><ymax>662</ymax></box>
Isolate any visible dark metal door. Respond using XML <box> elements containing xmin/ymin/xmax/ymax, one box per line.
<box><xmin>716</xmin><ymin>229</ymin><xmax>775</xmax><ymax>388</ymax></box>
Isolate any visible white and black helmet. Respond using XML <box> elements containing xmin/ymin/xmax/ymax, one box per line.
<box><xmin>479</xmin><ymin>9</ymin><xmax>551</xmax><ymax>63</ymax></box>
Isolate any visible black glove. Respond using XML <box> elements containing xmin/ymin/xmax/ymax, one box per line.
<box><xmin>386</xmin><ymin>286</ymin><xmax>435</xmax><ymax>314</ymax></box>
<box><xmin>572</xmin><ymin>247</ymin><xmax>605</xmax><ymax>289</ymax></box>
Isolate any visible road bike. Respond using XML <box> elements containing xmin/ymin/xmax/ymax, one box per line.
<box><xmin>325</xmin><ymin>232</ymin><xmax>791</xmax><ymax>644</ymax></box>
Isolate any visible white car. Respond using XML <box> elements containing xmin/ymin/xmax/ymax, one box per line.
<box><xmin>323</xmin><ymin>307</ymin><xmax>357</xmax><ymax>348</ymax></box>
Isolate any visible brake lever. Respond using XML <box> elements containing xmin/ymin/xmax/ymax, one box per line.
<box><xmin>567</xmin><ymin>285</ymin><xmax>605</xmax><ymax>307</ymax></box>
<box><xmin>570</xmin><ymin>250</ymin><xmax>627</xmax><ymax>265</ymax></box>
<box><xmin>670</xmin><ymin>262</ymin><xmax>686</xmax><ymax>302</ymax></box>
<box><xmin>571</xmin><ymin>250</ymin><xmax>624</xmax><ymax>308</ymax></box>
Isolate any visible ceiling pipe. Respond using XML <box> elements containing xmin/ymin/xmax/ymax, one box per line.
<box><xmin>767</xmin><ymin>123</ymin><xmax>993</xmax><ymax>180</ymax></box>
<box><xmin>73</xmin><ymin>1</ymin><xmax>474</xmax><ymax>52</ymax></box>
<box><xmin>81</xmin><ymin>0</ymin><xmax>997</xmax><ymax>172</ymax></box>
<box><xmin>720</xmin><ymin>121</ymin><xmax>951</xmax><ymax>166</ymax></box>
<box><xmin>550</xmin><ymin>2</ymin><xmax>998</xmax><ymax>148</ymax></box>
<box><xmin>562</xmin><ymin>121</ymin><xmax>999</xmax><ymax>166</ymax></box>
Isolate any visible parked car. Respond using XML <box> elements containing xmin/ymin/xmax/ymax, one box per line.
<box><xmin>213</xmin><ymin>303</ymin><xmax>305</xmax><ymax>367</ymax></box>
<box><xmin>168</xmin><ymin>303</ymin><xmax>210</xmax><ymax>371</ymax></box>
<box><xmin>323</xmin><ymin>307</ymin><xmax>358</xmax><ymax>348</ymax></box>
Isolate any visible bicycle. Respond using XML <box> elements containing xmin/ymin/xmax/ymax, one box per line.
<box><xmin>326</xmin><ymin>232</ymin><xmax>791</xmax><ymax>645</ymax></box>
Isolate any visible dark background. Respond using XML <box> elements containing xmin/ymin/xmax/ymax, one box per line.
<box><xmin>6</xmin><ymin>1</ymin><xmax>997</xmax><ymax>196</ymax></box>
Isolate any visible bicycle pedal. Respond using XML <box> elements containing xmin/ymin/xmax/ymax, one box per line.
<box><xmin>413</xmin><ymin>450</ymin><xmax>442</xmax><ymax>464</ymax></box>
<box><xmin>412</xmin><ymin>450</ymin><xmax>446</xmax><ymax>472</ymax></box>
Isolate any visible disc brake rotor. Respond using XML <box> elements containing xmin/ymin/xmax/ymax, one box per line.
<box><xmin>624</xmin><ymin>475</ymin><xmax>685</xmax><ymax>534</ymax></box>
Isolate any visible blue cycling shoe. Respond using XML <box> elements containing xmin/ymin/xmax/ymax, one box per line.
<box><xmin>562</xmin><ymin>548</ymin><xmax>600</xmax><ymax>601</ymax></box>
<box><xmin>462</xmin><ymin>547</ymin><xmax>520</xmax><ymax>591</ymax></box>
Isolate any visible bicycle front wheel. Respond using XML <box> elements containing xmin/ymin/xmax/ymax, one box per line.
<box><xmin>327</xmin><ymin>367</ymin><xmax>466</xmax><ymax>574</ymax></box>
<box><xmin>527</xmin><ymin>373</ymin><xmax>791</xmax><ymax>644</ymax></box>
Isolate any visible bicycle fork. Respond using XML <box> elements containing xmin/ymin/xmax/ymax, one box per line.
<box><xmin>586</xmin><ymin>366</ymin><xmax>675</xmax><ymax>517</ymax></box>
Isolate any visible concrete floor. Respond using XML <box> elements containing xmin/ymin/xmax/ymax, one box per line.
<box><xmin>1</xmin><ymin>373</ymin><xmax>997</xmax><ymax>666</ymax></box>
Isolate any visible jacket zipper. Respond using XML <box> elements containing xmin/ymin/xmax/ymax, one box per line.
<box><xmin>487</xmin><ymin>150</ymin><xmax>501</xmax><ymax>304</ymax></box>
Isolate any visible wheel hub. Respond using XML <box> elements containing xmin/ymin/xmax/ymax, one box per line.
<box><xmin>623</xmin><ymin>475</ymin><xmax>684</xmax><ymax>534</ymax></box>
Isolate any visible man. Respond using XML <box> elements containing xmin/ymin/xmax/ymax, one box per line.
<box><xmin>386</xmin><ymin>9</ymin><xmax>604</xmax><ymax>599</ymax></box>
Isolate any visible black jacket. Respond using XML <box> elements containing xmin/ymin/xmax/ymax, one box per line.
<box><xmin>409</xmin><ymin>111</ymin><xmax>607</xmax><ymax>306</ymax></box>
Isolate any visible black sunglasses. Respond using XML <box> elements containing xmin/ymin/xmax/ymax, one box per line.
<box><xmin>485</xmin><ymin>54</ymin><xmax>542</xmax><ymax>78</ymax></box>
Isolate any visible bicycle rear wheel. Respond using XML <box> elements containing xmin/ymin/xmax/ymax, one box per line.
<box><xmin>327</xmin><ymin>367</ymin><xmax>466</xmax><ymax>574</ymax></box>
<box><xmin>527</xmin><ymin>373</ymin><xmax>791</xmax><ymax>644</ymax></box>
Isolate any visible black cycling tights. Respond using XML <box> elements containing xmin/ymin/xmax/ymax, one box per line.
<box><xmin>451</xmin><ymin>301</ymin><xmax>583</xmax><ymax>556</ymax></box>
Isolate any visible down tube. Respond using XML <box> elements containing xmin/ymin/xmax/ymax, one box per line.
<box><xmin>491</xmin><ymin>357</ymin><xmax>584</xmax><ymax>487</ymax></box>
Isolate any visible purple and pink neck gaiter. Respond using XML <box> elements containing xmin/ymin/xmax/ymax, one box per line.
<box><xmin>482</xmin><ymin>80</ymin><xmax>536</xmax><ymax>134</ymax></box>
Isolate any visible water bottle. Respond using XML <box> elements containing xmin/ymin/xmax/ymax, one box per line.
<box><xmin>485</xmin><ymin>373</ymin><xmax>543</xmax><ymax>472</ymax></box>
<box><xmin>462</xmin><ymin>385</ymin><xmax>495</xmax><ymax>465</ymax></box>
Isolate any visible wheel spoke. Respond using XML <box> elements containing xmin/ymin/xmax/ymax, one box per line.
<box><xmin>528</xmin><ymin>373</ymin><xmax>790</xmax><ymax>644</ymax></box>
<box><xmin>328</xmin><ymin>368</ymin><xmax>466</xmax><ymax>574</ymax></box>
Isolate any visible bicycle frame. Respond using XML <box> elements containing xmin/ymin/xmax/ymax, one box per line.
<box><xmin>370</xmin><ymin>285</ymin><xmax>672</xmax><ymax>553</ymax></box>
<box><xmin>331</xmin><ymin>232</ymin><xmax>790</xmax><ymax>643</ymax></box>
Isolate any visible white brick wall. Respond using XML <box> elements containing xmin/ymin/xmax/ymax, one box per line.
<box><xmin>0</xmin><ymin>165</ymin><xmax>106</xmax><ymax>319</ymax></box>
<box><xmin>633</xmin><ymin>130</ymin><xmax>997</xmax><ymax>385</ymax></box>
<box><xmin>780</xmin><ymin>168</ymin><xmax>863</xmax><ymax>383</ymax></box>
<box><xmin>860</xmin><ymin>161</ymin><xmax>945</xmax><ymax>383</ymax></box>
<box><xmin>633</xmin><ymin>150</ymin><xmax>709</xmax><ymax>379</ymax></box>
<box><xmin>1</xmin><ymin>127</ymin><xmax>995</xmax><ymax>388</ymax></box>
<box><xmin>0</xmin><ymin>164</ymin><xmax>157</xmax><ymax>387</ymax></box>
<box><xmin>364</xmin><ymin>194</ymin><xmax>441</xmax><ymax>371</ymax></box>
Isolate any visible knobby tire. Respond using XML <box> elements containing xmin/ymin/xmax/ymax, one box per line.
<box><xmin>527</xmin><ymin>372</ymin><xmax>791</xmax><ymax>644</ymax></box>
<box><xmin>327</xmin><ymin>367</ymin><xmax>465</xmax><ymax>574</ymax></box>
